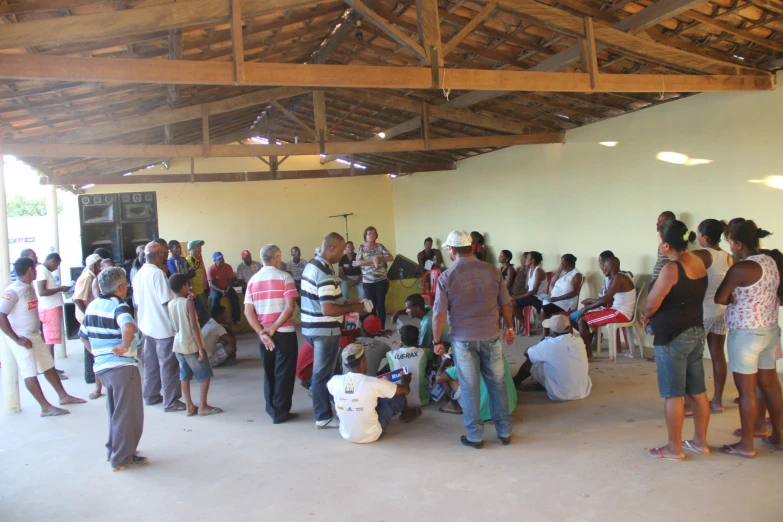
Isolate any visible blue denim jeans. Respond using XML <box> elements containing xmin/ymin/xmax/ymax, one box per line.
<box><xmin>306</xmin><ymin>335</ymin><xmax>341</xmax><ymax>422</ymax></box>
<box><xmin>452</xmin><ymin>338</ymin><xmax>513</xmax><ymax>442</ymax></box>
<box><xmin>654</xmin><ymin>326</ymin><xmax>706</xmax><ymax>398</ymax></box>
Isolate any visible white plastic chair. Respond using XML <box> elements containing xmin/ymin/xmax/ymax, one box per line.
<box><xmin>595</xmin><ymin>285</ymin><xmax>647</xmax><ymax>363</ymax></box>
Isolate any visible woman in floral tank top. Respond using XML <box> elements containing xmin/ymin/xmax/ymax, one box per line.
<box><xmin>715</xmin><ymin>219</ymin><xmax>783</xmax><ymax>458</ymax></box>
<box><xmin>354</xmin><ymin>226</ymin><xmax>394</xmax><ymax>327</ymax></box>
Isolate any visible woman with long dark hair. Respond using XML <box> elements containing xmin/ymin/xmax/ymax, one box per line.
<box><xmin>692</xmin><ymin>219</ymin><xmax>733</xmax><ymax>414</ymax></box>
<box><xmin>715</xmin><ymin>219</ymin><xmax>783</xmax><ymax>457</ymax></box>
<box><xmin>354</xmin><ymin>226</ymin><xmax>394</xmax><ymax>326</ymax></box>
<box><xmin>499</xmin><ymin>250</ymin><xmax>516</xmax><ymax>292</ymax></box>
<box><xmin>470</xmin><ymin>232</ymin><xmax>486</xmax><ymax>261</ymax></box>
<box><xmin>641</xmin><ymin>220</ymin><xmax>709</xmax><ymax>461</ymax></box>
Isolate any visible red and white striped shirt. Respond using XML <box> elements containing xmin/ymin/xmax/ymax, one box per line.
<box><xmin>244</xmin><ymin>266</ymin><xmax>299</xmax><ymax>333</ymax></box>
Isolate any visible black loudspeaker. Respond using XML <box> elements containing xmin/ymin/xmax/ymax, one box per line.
<box><xmin>64</xmin><ymin>302</ymin><xmax>79</xmax><ymax>340</ymax></box>
<box><xmin>79</xmin><ymin>191</ymin><xmax>158</xmax><ymax>265</ymax></box>
<box><xmin>388</xmin><ymin>255</ymin><xmax>420</xmax><ymax>280</ymax></box>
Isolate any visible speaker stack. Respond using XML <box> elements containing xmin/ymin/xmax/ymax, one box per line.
<box><xmin>78</xmin><ymin>191</ymin><xmax>158</xmax><ymax>265</ymax></box>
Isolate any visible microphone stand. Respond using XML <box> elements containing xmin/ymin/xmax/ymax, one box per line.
<box><xmin>328</xmin><ymin>213</ymin><xmax>354</xmax><ymax>241</ymax></box>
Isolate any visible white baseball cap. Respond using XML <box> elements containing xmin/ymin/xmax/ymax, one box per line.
<box><xmin>443</xmin><ymin>229</ymin><xmax>472</xmax><ymax>248</ymax></box>
<box><xmin>542</xmin><ymin>315</ymin><xmax>570</xmax><ymax>334</ymax></box>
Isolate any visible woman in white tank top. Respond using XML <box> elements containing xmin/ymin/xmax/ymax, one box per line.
<box><xmin>510</xmin><ymin>252</ymin><xmax>547</xmax><ymax>333</ymax></box>
<box><xmin>538</xmin><ymin>254</ymin><xmax>583</xmax><ymax>334</ymax></box>
<box><xmin>692</xmin><ymin>219</ymin><xmax>733</xmax><ymax>414</ymax></box>
<box><xmin>715</xmin><ymin>219</ymin><xmax>783</xmax><ymax>458</ymax></box>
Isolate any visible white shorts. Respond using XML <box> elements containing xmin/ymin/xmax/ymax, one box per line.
<box><xmin>5</xmin><ymin>332</ymin><xmax>54</xmax><ymax>379</ymax></box>
<box><xmin>530</xmin><ymin>362</ymin><xmax>546</xmax><ymax>387</ymax></box>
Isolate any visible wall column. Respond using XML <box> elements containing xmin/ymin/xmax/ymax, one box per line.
<box><xmin>0</xmin><ymin>151</ymin><xmax>21</xmax><ymax>413</ymax></box>
<box><xmin>45</xmin><ymin>184</ymin><xmax>65</xmax><ymax>358</ymax></box>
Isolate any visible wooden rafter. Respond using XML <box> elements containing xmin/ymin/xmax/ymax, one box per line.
<box><xmin>442</xmin><ymin>2</ymin><xmax>496</xmax><ymax>58</ymax></box>
<box><xmin>345</xmin><ymin>0</ymin><xmax>427</xmax><ymax>60</ymax></box>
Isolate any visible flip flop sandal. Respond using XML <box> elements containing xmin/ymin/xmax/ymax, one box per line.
<box><xmin>438</xmin><ymin>407</ymin><xmax>462</xmax><ymax>415</ymax></box>
<box><xmin>720</xmin><ymin>445</ymin><xmax>755</xmax><ymax>459</ymax></box>
<box><xmin>186</xmin><ymin>408</ymin><xmax>198</xmax><ymax>417</ymax></box>
<box><xmin>522</xmin><ymin>383</ymin><xmax>545</xmax><ymax>391</ymax></box>
<box><xmin>198</xmin><ymin>407</ymin><xmax>224</xmax><ymax>416</ymax></box>
<box><xmin>732</xmin><ymin>428</ymin><xmax>768</xmax><ymax>439</ymax></box>
<box><xmin>683</xmin><ymin>440</ymin><xmax>709</xmax><ymax>455</ymax></box>
<box><xmin>710</xmin><ymin>406</ymin><xmax>724</xmax><ymax>414</ymax></box>
<box><xmin>401</xmin><ymin>406</ymin><xmax>422</xmax><ymax>423</ymax></box>
<box><xmin>684</xmin><ymin>412</ymin><xmax>694</xmax><ymax>418</ymax></box>
<box><xmin>761</xmin><ymin>437</ymin><xmax>783</xmax><ymax>452</ymax></box>
<box><xmin>164</xmin><ymin>403</ymin><xmax>187</xmax><ymax>413</ymax></box>
<box><xmin>647</xmin><ymin>447</ymin><xmax>684</xmax><ymax>461</ymax></box>
<box><xmin>89</xmin><ymin>392</ymin><xmax>102</xmax><ymax>400</ymax></box>
<box><xmin>40</xmin><ymin>409</ymin><xmax>70</xmax><ymax>417</ymax></box>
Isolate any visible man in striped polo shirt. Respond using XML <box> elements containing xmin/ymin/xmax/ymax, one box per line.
<box><xmin>301</xmin><ymin>232</ymin><xmax>366</xmax><ymax>429</ymax></box>
<box><xmin>244</xmin><ymin>244</ymin><xmax>298</xmax><ymax>424</ymax></box>
<box><xmin>79</xmin><ymin>267</ymin><xmax>146</xmax><ymax>472</ymax></box>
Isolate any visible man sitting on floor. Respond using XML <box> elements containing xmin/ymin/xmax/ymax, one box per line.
<box><xmin>201</xmin><ymin>305</ymin><xmax>238</xmax><ymax>368</ymax></box>
<box><xmin>435</xmin><ymin>350</ymin><xmax>518</xmax><ymax>417</ymax></box>
<box><xmin>327</xmin><ymin>343</ymin><xmax>421</xmax><ymax>444</ymax></box>
<box><xmin>386</xmin><ymin>325</ymin><xmax>433</xmax><ymax>407</ymax></box>
<box><xmin>391</xmin><ymin>293</ymin><xmax>449</xmax><ymax>349</ymax></box>
<box><xmin>573</xmin><ymin>256</ymin><xmax>636</xmax><ymax>360</ymax></box>
<box><xmin>345</xmin><ymin>315</ymin><xmax>392</xmax><ymax>376</ymax></box>
<box><xmin>513</xmin><ymin>315</ymin><xmax>592</xmax><ymax>401</ymax></box>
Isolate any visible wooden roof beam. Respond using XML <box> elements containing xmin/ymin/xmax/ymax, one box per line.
<box><xmin>345</xmin><ymin>0</ymin><xmax>427</xmax><ymax>60</ymax></box>
<box><xmin>442</xmin><ymin>3</ymin><xmax>497</xmax><ymax>58</ymax></box>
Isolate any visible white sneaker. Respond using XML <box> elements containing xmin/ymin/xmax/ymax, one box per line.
<box><xmin>315</xmin><ymin>417</ymin><xmax>339</xmax><ymax>429</ymax></box>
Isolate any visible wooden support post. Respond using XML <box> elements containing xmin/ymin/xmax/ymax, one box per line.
<box><xmin>278</xmin><ymin>156</ymin><xmax>289</xmax><ymax>167</ymax></box>
<box><xmin>0</xmin><ymin>149</ymin><xmax>21</xmax><ymax>413</ymax></box>
<box><xmin>349</xmin><ymin>154</ymin><xmax>355</xmax><ymax>176</ymax></box>
<box><xmin>421</xmin><ymin>102</ymin><xmax>430</xmax><ymax>150</ymax></box>
<box><xmin>190</xmin><ymin>157</ymin><xmax>195</xmax><ymax>183</ymax></box>
<box><xmin>582</xmin><ymin>17</ymin><xmax>599</xmax><ymax>91</ymax></box>
<box><xmin>201</xmin><ymin>104</ymin><xmax>209</xmax><ymax>158</ymax></box>
<box><xmin>270</xmin><ymin>155</ymin><xmax>278</xmax><ymax>180</ymax></box>
<box><xmin>313</xmin><ymin>91</ymin><xmax>327</xmax><ymax>141</ymax></box>
<box><xmin>417</xmin><ymin>0</ymin><xmax>442</xmax><ymax>67</ymax></box>
<box><xmin>167</xmin><ymin>28</ymin><xmax>182</xmax><ymax>108</ymax></box>
<box><xmin>230</xmin><ymin>0</ymin><xmax>245</xmax><ymax>84</ymax></box>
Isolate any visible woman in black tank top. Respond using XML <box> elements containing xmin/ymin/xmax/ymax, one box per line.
<box><xmin>641</xmin><ymin>220</ymin><xmax>710</xmax><ymax>461</ymax></box>
<box><xmin>499</xmin><ymin>250</ymin><xmax>516</xmax><ymax>292</ymax></box>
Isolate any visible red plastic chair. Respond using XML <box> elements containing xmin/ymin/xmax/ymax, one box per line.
<box><xmin>421</xmin><ymin>269</ymin><xmax>442</xmax><ymax>306</ymax></box>
<box><xmin>517</xmin><ymin>271</ymin><xmax>554</xmax><ymax>336</ymax></box>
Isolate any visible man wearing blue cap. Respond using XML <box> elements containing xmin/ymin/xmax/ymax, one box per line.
<box><xmin>207</xmin><ymin>252</ymin><xmax>240</xmax><ymax>323</ymax></box>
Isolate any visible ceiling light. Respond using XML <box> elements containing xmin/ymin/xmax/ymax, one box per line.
<box><xmin>749</xmin><ymin>176</ymin><xmax>783</xmax><ymax>190</ymax></box>
<box><xmin>599</xmin><ymin>141</ymin><xmax>618</xmax><ymax>147</ymax></box>
<box><xmin>389</xmin><ymin>173</ymin><xmax>397</xmax><ymax>179</ymax></box>
<box><xmin>377</xmin><ymin>132</ymin><xmax>386</xmax><ymax>139</ymax></box>
<box><xmin>656</xmin><ymin>151</ymin><xmax>713</xmax><ymax>166</ymax></box>
<box><xmin>123</xmin><ymin>172</ymin><xmax>132</xmax><ymax>177</ymax></box>
<box><xmin>81</xmin><ymin>183</ymin><xmax>95</xmax><ymax>189</ymax></box>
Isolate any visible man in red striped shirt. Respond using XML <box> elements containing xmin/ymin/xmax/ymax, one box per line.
<box><xmin>244</xmin><ymin>244</ymin><xmax>300</xmax><ymax>424</ymax></box>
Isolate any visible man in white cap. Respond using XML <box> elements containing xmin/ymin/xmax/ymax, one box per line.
<box><xmin>512</xmin><ymin>315</ymin><xmax>592</xmax><ymax>402</ymax></box>
<box><xmin>73</xmin><ymin>252</ymin><xmax>105</xmax><ymax>398</ymax></box>
<box><xmin>433</xmin><ymin>229</ymin><xmax>515</xmax><ymax>449</ymax></box>
<box><xmin>327</xmin><ymin>343</ymin><xmax>421</xmax><ymax>443</ymax></box>
<box><xmin>133</xmin><ymin>241</ymin><xmax>184</xmax><ymax>411</ymax></box>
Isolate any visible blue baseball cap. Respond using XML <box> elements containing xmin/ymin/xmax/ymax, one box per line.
<box><xmin>212</xmin><ymin>251</ymin><xmax>223</xmax><ymax>261</ymax></box>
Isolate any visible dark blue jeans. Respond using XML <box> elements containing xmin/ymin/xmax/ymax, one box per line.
<box><xmin>210</xmin><ymin>287</ymin><xmax>240</xmax><ymax>323</ymax></box>
<box><xmin>305</xmin><ymin>335</ymin><xmax>341</xmax><ymax>422</ymax></box>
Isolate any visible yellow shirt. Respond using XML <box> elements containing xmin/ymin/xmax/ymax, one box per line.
<box><xmin>186</xmin><ymin>254</ymin><xmax>205</xmax><ymax>294</ymax></box>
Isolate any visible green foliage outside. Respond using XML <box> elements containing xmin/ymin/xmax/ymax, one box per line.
<box><xmin>6</xmin><ymin>194</ymin><xmax>64</xmax><ymax>217</ymax></box>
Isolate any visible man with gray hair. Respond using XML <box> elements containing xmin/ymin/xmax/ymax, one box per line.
<box><xmin>80</xmin><ymin>267</ymin><xmax>147</xmax><ymax>471</ymax></box>
<box><xmin>433</xmin><ymin>229</ymin><xmax>516</xmax><ymax>449</ymax></box>
<box><xmin>133</xmin><ymin>241</ymin><xmax>184</xmax><ymax>412</ymax></box>
<box><xmin>244</xmin><ymin>244</ymin><xmax>299</xmax><ymax>424</ymax></box>
<box><xmin>301</xmin><ymin>232</ymin><xmax>367</xmax><ymax>429</ymax></box>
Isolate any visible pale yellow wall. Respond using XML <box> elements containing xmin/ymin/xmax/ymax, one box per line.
<box><xmin>86</xmin><ymin>155</ymin><xmax>397</xmax><ymax>266</ymax></box>
<box><xmin>393</xmin><ymin>72</ymin><xmax>783</xmax><ymax>301</ymax></box>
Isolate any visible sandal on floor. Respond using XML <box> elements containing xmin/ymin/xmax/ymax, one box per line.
<box><xmin>732</xmin><ymin>428</ymin><xmax>768</xmax><ymax>439</ymax></box>
<box><xmin>198</xmin><ymin>407</ymin><xmax>223</xmax><ymax>416</ymax></box>
<box><xmin>720</xmin><ymin>444</ymin><xmax>755</xmax><ymax>459</ymax></box>
<box><xmin>761</xmin><ymin>436</ymin><xmax>783</xmax><ymax>452</ymax></box>
<box><xmin>647</xmin><ymin>447</ymin><xmax>684</xmax><ymax>461</ymax></box>
<box><xmin>401</xmin><ymin>406</ymin><xmax>422</xmax><ymax>423</ymax></box>
<box><xmin>89</xmin><ymin>391</ymin><xmax>102</xmax><ymax>400</ymax></box>
<box><xmin>438</xmin><ymin>406</ymin><xmax>462</xmax><ymax>415</ymax></box>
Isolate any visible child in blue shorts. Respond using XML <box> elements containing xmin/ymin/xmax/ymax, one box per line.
<box><xmin>168</xmin><ymin>274</ymin><xmax>223</xmax><ymax>417</ymax></box>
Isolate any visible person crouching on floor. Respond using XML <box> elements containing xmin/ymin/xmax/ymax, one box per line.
<box><xmin>327</xmin><ymin>343</ymin><xmax>422</xmax><ymax>443</ymax></box>
<box><xmin>168</xmin><ymin>274</ymin><xmax>222</xmax><ymax>417</ymax></box>
<box><xmin>513</xmin><ymin>315</ymin><xmax>592</xmax><ymax>401</ymax></box>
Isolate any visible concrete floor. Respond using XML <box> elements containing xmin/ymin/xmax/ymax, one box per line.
<box><xmin>1</xmin><ymin>330</ymin><xmax>781</xmax><ymax>522</ymax></box>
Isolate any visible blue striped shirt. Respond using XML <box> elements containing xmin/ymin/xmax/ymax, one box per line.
<box><xmin>79</xmin><ymin>294</ymin><xmax>138</xmax><ymax>374</ymax></box>
<box><xmin>301</xmin><ymin>257</ymin><xmax>344</xmax><ymax>337</ymax></box>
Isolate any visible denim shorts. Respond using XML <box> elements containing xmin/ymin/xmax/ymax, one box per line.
<box><xmin>654</xmin><ymin>327</ymin><xmax>706</xmax><ymax>398</ymax></box>
<box><xmin>376</xmin><ymin>395</ymin><xmax>406</xmax><ymax>432</ymax></box>
<box><xmin>176</xmin><ymin>352</ymin><xmax>213</xmax><ymax>383</ymax></box>
<box><xmin>727</xmin><ymin>325</ymin><xmax>781</xmax><ymax>374</ymax></box>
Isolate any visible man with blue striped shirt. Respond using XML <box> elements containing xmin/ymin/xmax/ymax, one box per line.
<box><xmin>80</xmin><ymin>267</ymin><xmax>147</xmax><ymax>472</ymax></box>
<box><xmin>301</xmin><ymin>232</ymin><xmax>366</xmax><ymax>429</ymax></box>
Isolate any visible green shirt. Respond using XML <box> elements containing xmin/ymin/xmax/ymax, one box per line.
<box><xmin>445</xmin><ymin>355</ymin><xmax>517</xmax><ymax>421</ymax></box>
<box><xmin>386</xmin><ymin>346</ymin><xmax>432</xmax><ymax>407</ymax></box>
<box><xmin>420</xmin><ymin>306</ymin><xmax>449</xmax><ymax>349</ymax></box>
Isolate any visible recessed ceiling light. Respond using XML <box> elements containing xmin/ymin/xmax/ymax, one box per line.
<box><xmin>656</xmin><ymin>151</ymin><xmax>712</xmax><ymax>166</ymax></box>
<box><xmin>599</xmin><ymin>141</ymin><xmax>618</xmax><ymax>147</ymax></box>
<box><xmin>377</xmin><ymin>132</ymin><xmax>386</xmax><ymax>139</ymax></box>
<box><xmin>81</xmin><ymin>183</ymin><xmax>95</xmax><ymax>189</ymax></box>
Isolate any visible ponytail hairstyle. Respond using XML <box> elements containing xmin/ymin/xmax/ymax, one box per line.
<box><xmin>658</xmin><ymin>219</ymin><xmax>696</xmax><ymax>251</ymax></box>
<box><xmin>562</xmin><ymin>253</ymin><xmax>577</xmax><ymax>267</ymax></box>
<box><xmin>501</xmin><ymin>250</ymin><xmax>513</xmax><ymax>263</ymax></box>
<box><xmin>698</xmin><ymin>219</ymin><xmax>729</xmax><ymax>246</ymax></box>
<box><xmin>725</xmin><ymin>217</ymin><xmax>745</xmax><ymax>241</ymax></box>
<box><xmin>729</xmin><ymin>219</ymin><xmax>772</xmax><ymax>251</ymax></box>
<box><xmin>529</xmin><ymin>251</ymin><xmax>543</xmax><ymax>265</ymax></box>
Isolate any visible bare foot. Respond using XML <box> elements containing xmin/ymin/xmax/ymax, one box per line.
<box><xmin>732</xmin><ymin>428</ymin><xmax>768</xmax><ymax>438</ymax></box>
<box><xmin>60</xmin><ymin>395</ymin><xmax>86</xmax><ymax>405</ymax></box>
<box><xmin>41</xmin><ymin>406</ymin><xmax>70</xmax><ymax>417</ymax></box>
<box><xmin>709</xmin><ymin>398</ymin><xmax>724</xmax><ymax>414</ymax></box>
<box><xmin>684</xmin><ymin>440</ymin><xmax>711</xmax><ymax>455</ymax></box>
<box><xmin>186</xmin><ymin>404</ymin><xmax>198</xmax><ymax>417</ymax></box>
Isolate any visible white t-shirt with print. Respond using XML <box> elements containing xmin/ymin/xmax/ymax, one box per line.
<box><xmin>35</xmin><ymin>265</ymin><xmax>64</xmax><ymax>310</ymax></box>
<box><xmin>327</xmin><ymin>372</ymin><xmax>397</xmax><ymax>443</ymax></box>
<box><xmin>133</xmin><ymin>263</ymin><xmax>175</xmax><ymax>339</ymax></box>
<box><xmin>201</xmin><ymin>318</ymin><xmax>227</xmax><ymax>357</ymax></box>
<box><xmin>0</xmin><ymin>281</ymin><xmax>40</xmax><ymax>336</ymax></box>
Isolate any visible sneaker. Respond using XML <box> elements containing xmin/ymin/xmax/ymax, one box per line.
<box><xmin>315</xmin><ymin>417</ymin><xmax>339</xmax><ymax>429</ymax></box>
<box><xmin>460</xmin><ymin>436</ymin><xmax>484</xmax><ymax>449</ymax></box>
<box><xmin>112</xmin><ymin>455</ymin><xmax>148</xmax><ymax>472</ymax></box>
<box><xmin>499</xmin><ymin>436</ymin><xmax>512</xmax><ymax>446</ymax></box>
